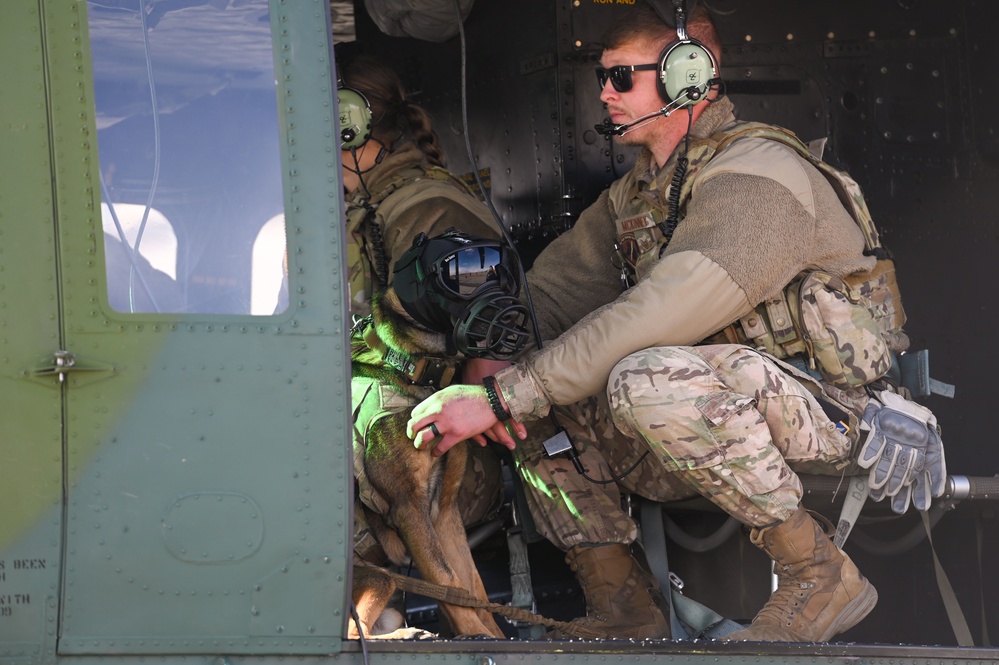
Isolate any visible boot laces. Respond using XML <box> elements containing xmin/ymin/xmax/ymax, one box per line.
<box><xmin>754</xmin><ymin>565</ymin><xmax>814</xmax><ymax>627</ymax></box>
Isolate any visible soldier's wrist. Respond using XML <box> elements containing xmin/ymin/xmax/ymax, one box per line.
<box><xmin>482</xmin><ymin>376</ymin><xmax>511</xmax><ymax>422</ymax></box>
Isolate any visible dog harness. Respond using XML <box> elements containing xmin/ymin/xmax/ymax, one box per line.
<box><xmin>354</xmin><ymin>316</ymin><xmax>460</xmax><ymax>389</ymax></box>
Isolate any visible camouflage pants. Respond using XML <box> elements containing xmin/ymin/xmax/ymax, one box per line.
<box><xmin>352</xmin><ymin>376</ymin><xmax>504</xmax><ymax>561</ymax></box>
<box><xmin>513</xmin><ymin>344</ymin><xmax>856</xmax><ymax>549</ymax></box>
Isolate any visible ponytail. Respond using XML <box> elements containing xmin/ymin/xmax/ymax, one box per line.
<box><xmin>402</xmin><ymin>101</ymin><xmax>447</xmax><ymax>168</ymax></box>
<box><xmin>342</xmin><ymin>55</ymin><xmax>448</xmax><ymax>167</ymax></box>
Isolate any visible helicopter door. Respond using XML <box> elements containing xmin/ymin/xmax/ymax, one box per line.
<box><xmin>0</xmin><ymin>3</ymin><xmax>67</xmax><ymax>655</ymax></box>
<box><xmin>0</xmin><ymin>0</ymin><xmax>353</xmax><ymax>656</ymax></box>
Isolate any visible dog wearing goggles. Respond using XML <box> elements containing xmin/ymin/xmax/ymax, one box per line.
<box><xmin>350</xmin><ymin>230</ymin><xmax>531</xmax><ymax>639</ymax></box>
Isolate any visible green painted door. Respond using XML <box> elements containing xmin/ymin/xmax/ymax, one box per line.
<box><xmin>2</xmin><ymin>0</ymin><xmax>353</xmax><ymax>657</ymax></box>
<box><xmin>0</xmin><ymin>2</ymin><xmax>66</xmax><ymax>659</ymax></box>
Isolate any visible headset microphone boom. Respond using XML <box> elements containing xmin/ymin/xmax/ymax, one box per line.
<box><xmin>595</xmin><ymin>99</ymin><xmax>690</xmax><ymax>138</ymax></box>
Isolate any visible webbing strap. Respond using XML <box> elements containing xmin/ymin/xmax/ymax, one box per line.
<box><xmin>352</xmin><ymin>558</ymin><xmax>613</xmax><ymax>639</ymax></box>
<box><xmin>639</xmin><ymin>500</ymin><xmax>683</xmax><ymax>638</ymax></box>
<box><xmin>977</xmin><ymin>515</ymin><xmax>993</xmax><ymax>646</ymax></box>
<box><xmin>506</xmin><ymin>528</ymin><xmax>545</xmax><ymax>639</ymax></box>
<box><xmin>639</xmin><ymin>500</ymin><xmax>743</xmax><ymax>639</ymax></box>
<box><xmin>920</xmin><ymin>510</ymin><xmax>975</xmax><ymax>646</ymax></box>
<box><xmin>833</xmin><ymin>476</ymin><xmax>869</xmax><ymax>548</ymax></box>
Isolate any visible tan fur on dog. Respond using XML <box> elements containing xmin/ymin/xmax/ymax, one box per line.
<box><xmin>349</xmin><ymin>290</ymin><xmax>504</xmax><ymax>639</ymax></box>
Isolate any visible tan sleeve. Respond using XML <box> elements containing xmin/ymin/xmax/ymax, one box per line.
<box><xmin>671</xmin><ymin>138</ymin><xmax>871</xmax><ymax>305</ymax></box>
<box><xmin>694</xmin><ymin>137</ymin><xmax>817</xmax><ymax>215</ymax></box>
<box><xmin>496</xmin><ymin>251</ymin><xmax>751</xmax><ymax>421</ymax></box>
<box><xmin>525</xmin><ymin>189</ymin><xmax>623</xmax><ymax>342</ymax></box>
<box><xmin>380</xmin><ymin>182</ymin><xmax>501</xmax><ymax>280</ymax></box>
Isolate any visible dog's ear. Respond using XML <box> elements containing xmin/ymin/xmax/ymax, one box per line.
<box><xmin>371</xmin><ymin>288</ymin><xmax>449</xmax><ymax>356</ymax></box>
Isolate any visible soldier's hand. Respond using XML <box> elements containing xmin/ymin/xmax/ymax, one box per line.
<box><xmin>471</xmin><ymin>419</ymin><xmax>528</xmax><ymax>449</ymax></box>
<box><xmin>408</xmin><ymin>384</ymin><xmax>525</xmax><ymax>457</ymax></box>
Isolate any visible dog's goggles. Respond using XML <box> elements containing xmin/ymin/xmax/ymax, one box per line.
<box><xmin>393</xmin><ymin>230</ymin><xmax>531</xmax><ymax>360</ymax></box>
<box><xmin>434</xmin><ymin>243</ymin><xmax>519</xmax><ymax>300</ymax></box>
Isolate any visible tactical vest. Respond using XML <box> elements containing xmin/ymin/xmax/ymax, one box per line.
<box><xmin>612</xmin><ymin>123</ymin><xmax>908</xmax><ymax>390</ymax></box>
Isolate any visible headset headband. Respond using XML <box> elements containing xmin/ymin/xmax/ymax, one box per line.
<box><xmin>646</xmin><ymin>0</ymin><xmax>700</xmax><ymax>29</ymax></box>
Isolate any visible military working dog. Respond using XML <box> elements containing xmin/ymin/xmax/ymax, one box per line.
<box><xmin>349</xmin><ymin>288</ymin><xmax>505</xmax><ymax>639</ymax></box>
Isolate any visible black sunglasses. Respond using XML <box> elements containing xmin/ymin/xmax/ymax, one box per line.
<box><xmin>595</xmin><ymin>63</ymin><xmax>658</xmax><ymax>93</ymax></box>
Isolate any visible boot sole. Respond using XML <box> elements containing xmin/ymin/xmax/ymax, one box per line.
<box><xmin>818</xmin><ymin>579</ymin><xmax>878</xmax><ymax>642</ymax></box>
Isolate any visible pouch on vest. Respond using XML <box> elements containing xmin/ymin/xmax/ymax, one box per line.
<box><xmin>843</xmin><ymin>256</ymin><xmax>909</xmax><ymax>354</ymax></box>
<box><xmin>790</xmin><ymin>271</ymin><xmax>893</xmax><ymax>389</ymax></box>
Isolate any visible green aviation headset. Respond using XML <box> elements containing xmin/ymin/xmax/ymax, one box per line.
<box><xmin>653</xmin><ymin>0</ymin><xmax>719</xmax><ymax>108</ymax></box>
<box><xmin>338</xmin><ymin>86</ymin><xmax>372</xmax><ymax>149</ymax></box>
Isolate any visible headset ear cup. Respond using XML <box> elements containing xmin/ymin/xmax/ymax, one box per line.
<box><xmin>657</xmin><ymin>39</ymin><xmax>718</xmax><ymax>106</ymax></box>
<box><xmin>338</xmin><ymin>87</ymin><xmax>372</xmax><ymax>149</ymax></box>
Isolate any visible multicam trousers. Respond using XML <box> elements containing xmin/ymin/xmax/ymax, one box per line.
<box><xmin>512</xmin><ymin>344</ymin><xmax>859</xmax><ymax>549</ymax></box>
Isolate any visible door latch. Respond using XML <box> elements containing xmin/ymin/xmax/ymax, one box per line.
<box><xmin>27</xmin><ymin>350</ymin><xmax>115</xmax><ymax>385</ymax></box>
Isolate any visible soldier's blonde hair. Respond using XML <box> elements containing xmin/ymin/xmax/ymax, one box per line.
<box><xmin>601</xmin><ymin>3</ymin><xmax>722</xmax><ymax>67</ymax></box>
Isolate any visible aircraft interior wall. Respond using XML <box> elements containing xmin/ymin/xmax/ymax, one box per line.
<box><xmin>347</xmin><ymin>0</ymin><xmax>999</xmax><ymax>645</ymax></box>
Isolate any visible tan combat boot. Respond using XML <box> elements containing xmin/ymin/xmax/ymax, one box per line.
<box><xmin>725</xmin><ymin>505</ymin><xmax>878</xmax><ymax>642</ymax></box>
<box><xmin>553</xmin><ymin>543</ymin><xmax>671</xmax><ymax>639</ymax></box>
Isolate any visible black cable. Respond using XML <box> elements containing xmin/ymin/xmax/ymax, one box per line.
<box><xmin>453</xmin><ymin>0</ymin><xmax>599</xmax><ymax>477</ymax></box>
<box><xmin>364</xmin><ymin>206</ymin><xmax>389</xmax><ymax>288</ymax></box>
<box><xmin>453</xmin><ymin>0</ymin><xmax>544</xmax><ymax>352</ymax></box>
<box><xmin>580</xmin><ymin>450</ymin><xmax>650</xmax><ymax>485</ymax></box>
<box><xmin>585</xmin><ymin>111</ymin><xmax>694</xmax><ymax>482</ymax></box>
<box><xmin>664</xmin><ymin>514</ymin><xmax>741</xmax><ymax>552</ymax></box>
<box><xmin>657</xmin><ymin>107</ymin><xmax>694</xmax><ymax>246</ymax></box>
<box><xmin>658</xmin><ymin>156</ymin><xmax>688</xmax><ymax>243</ymax></box>
<box><xmin>349</xmin><ymin>603</ymin><xmax>371</xmax><ymax>665</ymax></box>
<box><xmin>847</xmin><ymin>504</ymin><xmax>948</xmax><ymax>556</ymax></box>
<box><xmin>452</xmin><ymin>0</ymin><xmax>675</xmax><ymax>486</ymax></box>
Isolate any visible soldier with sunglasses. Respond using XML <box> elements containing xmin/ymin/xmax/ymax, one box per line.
<box><xmin>410</xmin><ymin>0</ymin><xmax>940</xmax><ymax>643</ymax></box>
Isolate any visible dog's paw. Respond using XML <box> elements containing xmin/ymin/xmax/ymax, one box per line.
<box><xmin>370</xmin><ymin>608</ymin><xmax>405</xmax><ymax>635</ymax></box>
<box><xmin>371</xmin><ymin>626</ymin><xmax>438</xmax><ymax>640</ymax></box>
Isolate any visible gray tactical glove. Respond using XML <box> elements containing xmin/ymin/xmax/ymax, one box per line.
<box><xmin>857</xmin><ymin>390</ymin><xmax>946</xmax><ymax>514</ymax></box>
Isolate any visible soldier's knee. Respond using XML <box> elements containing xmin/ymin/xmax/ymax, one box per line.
<box><xmin>606</xmin><ymin>346</ymin><xmax>725</xmax><ymax>438</ymax></box>
<box><xmin>607</xmin><ymin>346</ymin><xmax>718</xmax><ymax>405</ymax></box>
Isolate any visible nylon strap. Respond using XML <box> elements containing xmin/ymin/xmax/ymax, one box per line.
<box><xmin>640</xmin><ymin>499</ymin><xmax>683</xmax><ymax>638</ymax></box>
<box><xmin>833</xmin><ymin>475</ymin><xmax>869</xmax><ymax>548</ymax></box>
<box><xmin>361</xmin><ymin>322</ymin><xmax>458</xmax><ymax>389</ymax></box>
<box><xmin>352</xmin><ymin>558</ymin><xmax>612</xmax><ymax>639</ymax></box>
<box><xmin>506</xmin><ymin>527</ymin><xmax>545</xmax><ymax>639</ymax></box>
<box><xmin>920</xmin><ymin>510</ymin><xmax>975</xmax><ymax>646</ymax></box>
<box><xmin>977</xmin><ymin>515</ymin><xmax>992</xmax><ymax>646</ymax></box>
<box><xmin>638</xmin><ymin>500</ymin><xmax>743</xmax><ymax>639</ymax></box>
